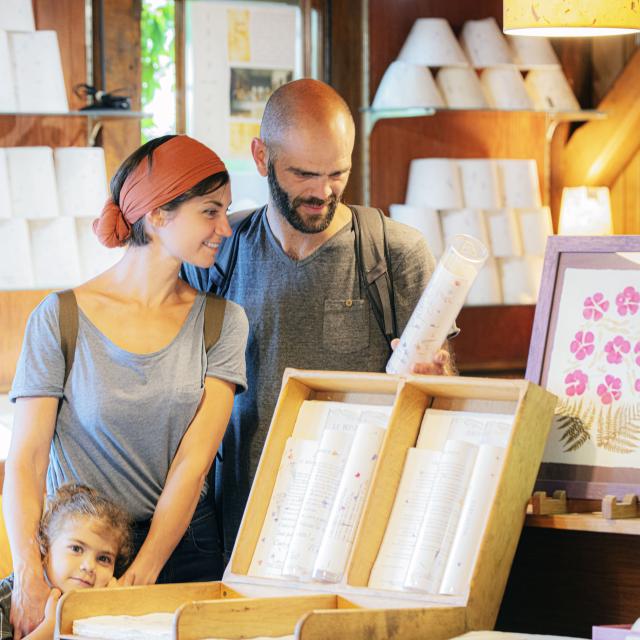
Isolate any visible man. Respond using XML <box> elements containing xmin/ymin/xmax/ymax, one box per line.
<box><xmin>183</xmin><ymin>79</ymin><xmax>453</xmax><ymax>561</ymax></box>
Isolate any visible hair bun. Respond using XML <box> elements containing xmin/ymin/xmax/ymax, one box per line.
<box><xmin>93</xmin><ymin>199</ymin><xmax>132</xmax><ymax>248</ymax></box>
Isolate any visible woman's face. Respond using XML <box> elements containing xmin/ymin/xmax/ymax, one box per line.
<box><xmin>155</xmin><ymin>182</ymin><xmax>233</xmax><ymax>267</ymax></box>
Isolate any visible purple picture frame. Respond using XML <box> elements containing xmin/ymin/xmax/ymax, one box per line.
<box><xmin>526</xmin><ymin>235</ymin><xmax>640</xmax><ymax>500</ymax></box>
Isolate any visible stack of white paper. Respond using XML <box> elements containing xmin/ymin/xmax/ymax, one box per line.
<box><xmin>0</xmin><ymin>0</ymin><xmax>35</xmax><ymax>31</ymax></box>
<box><xmin>0</xmin><ymin>149</ymin><xmax>12</xmax><ymax>218</ymax></box>
<box><xmin>0</xmin><ymin>30</ymin><xmax>17</xmax><ymax>112</ymax></box>
<box><xmin>54</xmin><ymin>147</ymin><xmax>109</xmax><ymax>218</ymax></box>
<box><xmin>7</xmin><ymin>147</ymin><xmax>60</xmax><ymax>218</ymax></box>
<box><xmin>9</xmin><ymin>31</ymin><xmax>68</xmax><ymax>113</ymax></box>
<box><xmin>29</xmin><ymin>218</ymin><xmax>82</xmax><ymax>288</ymax></box>
<box><xmin>73</xmin><ymin>613</ymin><xmax>174</xmax><ymax>640</ymax></box>
<box><xmin>0</xmin><ymin>219</ymin><xmax>34</xmax><ymax>288</ymax></box>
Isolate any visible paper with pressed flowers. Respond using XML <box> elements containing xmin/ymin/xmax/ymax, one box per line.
<box><xmin>544</xmin><ymin>267</ymin><xmax>640</xmax><ymax>466</ymax></box>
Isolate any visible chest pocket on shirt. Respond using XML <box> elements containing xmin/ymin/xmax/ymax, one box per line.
<box><xmin>322</xmin><ymin>299</ymin><xmax>370</xmax><ymax>353</ymax></box>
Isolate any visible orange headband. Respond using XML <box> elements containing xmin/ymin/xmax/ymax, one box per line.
<box><xmin>93</xmin><ymin>135</ymin><xmax>227</xmax><ymax>248</ymax></box>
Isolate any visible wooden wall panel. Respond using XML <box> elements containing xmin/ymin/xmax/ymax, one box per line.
<box><xmin>611</xmin><ymin>148</ymin><xmax>640</xmax><ymax>235</ymax></box>
<box><xmin>369</xmin><ymin>111</ymin><xmax>547</xmax><ymax>213</ymax></box>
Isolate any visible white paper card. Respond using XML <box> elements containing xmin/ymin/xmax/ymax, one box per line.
<box><xmin>73</xmin><ymin>613</ymin><xmax>174</xmax><ymax>640</ymax></box>
<box><xmin>517</xmin><ymin>207</ymin><xmax>552</xmax><ymax>256</ymax></box>
<box><xmin>440</xmin><ymin>444</ymin><xmax>505</xmax><ymax>595</ymax></box>
<box><xmin>0</xmin><ymin>219</ymin><xmax>33</xmax><ymax>288</ymax></box>
<box><xmin>0</xmin><ymin>149</ymin><xmax>12</xmax><ymax>218</ymax></box>
<box><xmin>7</xmin><ymin>147</ymin><xmax>60</xmax><ymax>218</ymax></box>
<box><xmin>0</xmin><ymin>30</ymin><xmax>17</xmax><ymax>112</ymax></box>
<box><xmin>465</xmin><ymin>257</ymin><xmax>503</xmax><ymax>306</ymax></box>
<box><xmin>29</xmin><ymin>218</ymin><xmax>82</xmax><ymax>288</ymax></box>
<box><xmin>404</xmin><ymin>440</ymin><xmax>478</xmax><ymax>593</ymax></box>
<box><xmin>75</xmin><ymin>218</ymin><xmax>124</xmax><ymax>279</ymax></box>
<box><xmin>0</xmin><ymin>0</ymin><xmax>35</xmax><ymax>31</ymax></box>
<box><xmin>368</xmin><ymin>448</ymin><xmax>441</xmax><ymax>591</ymax></box>
<box><xmin>249</xmin><ymin>438</ymin><xmax>319</xmax><ymax>578</ymax></box>
<box><xmin>312</xmin><ymin>423</ymin><xmax>386</xmax><ymax>582</ymax></box>
<box><xmin>54</xmin><ymin>147</ymin><xmax>108</xmax><ymax>218</ymax></box>
<box><xmin>486</xmin><ymin>208</ymin><xmax>522</xmax><ymax>257</ymax></box>
<box><xmin>417</xmin><ymin>408</ymin><xmax>514</xmax><ymax>450</ymax></box>
<box><xmin>9</xmin><ymin>31</ymin><xmax>69</xmax><ymax>113</ymax></box>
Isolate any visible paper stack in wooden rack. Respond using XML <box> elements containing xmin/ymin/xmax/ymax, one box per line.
<box><xmin>75</xmin><ymin>218</ymin><xmax>124</xmax><ymax>280</ymax></box>
<box><xmin>55</xmin><ymin>147</ymin><xmax>108</xmax><ymax>218</ymax></box>
<box><xmin>0</xmin><ymin>30</ymin><xmax>17</xmax><ymax>112</ymax></box>
<box><xmin>9</xmin><ymin>31</ymin><xmax>68</xmax><ymax>112</ymax></box>
<box><xmin>0</xmin><ymin>149</ymin><xmax>12</xmax><ymax>218</ymax></box>
<box><xmin>0</xmin><ymin>0</ymin><xmax>35</xmax><ymax>31</ymax></box>
<box><xmin>6</xmin><ymin>147</ymin><xmax>60</xmax><ymax>218</ymax></box>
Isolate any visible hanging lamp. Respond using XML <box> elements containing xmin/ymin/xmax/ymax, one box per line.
<box><xmin>503</xmin><ymin>0</ymin><xmax>640</xmax><ymax>36</ymax></box>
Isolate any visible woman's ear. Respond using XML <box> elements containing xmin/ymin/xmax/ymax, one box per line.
<box><xmin>147</xmin><ymin>207</ymin><xmax>170</xmax><ymax>229</ymax></box>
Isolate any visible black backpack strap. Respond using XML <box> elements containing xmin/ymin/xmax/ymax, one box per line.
<box><xmin>203</xmin><ymin>293</ymin><xmax>227</xmax><ymax>351</ymax></box>
<box><xmin>210</xmin><ymin>208</ymin><xmax>262</xmax><ymax>296</ymax></box>
<box><xmin>351</xmin><ymin>205</ymin><xmax>397</xmax><ymax>349</ymax></box>
<box><xmin>56</xmin><ymin>289</ymin><xmax>78</xmax><ymax>388</ymax></box>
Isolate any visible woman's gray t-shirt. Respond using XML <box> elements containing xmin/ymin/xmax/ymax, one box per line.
<box><xmin>9</xmin><ymin>292</ymin><xmax>248</xmax><ymax>520</ymax></box>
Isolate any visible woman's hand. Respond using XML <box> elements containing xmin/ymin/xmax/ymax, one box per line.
<box><xmin>389</xmin><ymin>340</ymin><xmax>455</xmax><ymax>376</ymax></box>
<box><xmin>117</xmin><ymin>558</ymin><xmax>160</xmax><ymax>587</ymax></box>
<box><xmin>10</xmin><ymin>567</ymin><xmax>51</xmax><ymax>639</ymax></box>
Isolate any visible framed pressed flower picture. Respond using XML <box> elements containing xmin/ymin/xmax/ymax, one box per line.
<box><xmin>526</xmin><ymin>235</ymin><xmax>640</xmax><ymax>499</ymax></box>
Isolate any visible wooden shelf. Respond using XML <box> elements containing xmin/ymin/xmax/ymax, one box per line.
<box><xmin>526</xmin><ymin>512</ymin><xmax>640</xmax><ymax>535</ymax></box>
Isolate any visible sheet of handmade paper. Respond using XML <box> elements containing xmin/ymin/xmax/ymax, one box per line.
<box><xmin>439</xmin><ymin>444</ymin><xmax>505</xmax><ymax>596</ymax></box>
<box><xmin>544</xmin><ymin>267</ymin><xmax>640</xmax><ymax>467</ymax></box>
<box><xmin>249</xmin><ymin>438</ymin><xmax>319</xmax><ymax>578</ymax></box>
<box><xmin>368</xmin><ymin>448</ymin><xmax>441</xmax><ymax>591</ymax></box>
<box><xmin>417</xmin><ymin>408</ymin><xmax>514</xmax><ymax>450</ymax></box>
<box><xmin>73</xmin><ymin>613</ymin><xmax>174</xmax><ymax>640</ymax></box>
<box><xmin>404</xmin><ymin>439</ymin><xmax>478</xmax><ymax>593</ymax></box>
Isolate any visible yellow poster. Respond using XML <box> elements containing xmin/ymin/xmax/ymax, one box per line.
<box><xmin>227</xmin><ymin>9</ymin><xmax>250</xmax><ymax>63</ymax></box>
<box><xmin>229</xmin><ymin>121</ymin><xmax>260</xmax><ymax>157</ymax></box>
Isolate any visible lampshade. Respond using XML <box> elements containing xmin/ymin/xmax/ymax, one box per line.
<box><xmin>504</xmin><ymin>0</ymin><xmax>640</xmax><ymax>36</ymax></box>
<box><xmin>558</xmin><ymin>186</ymin><xmax>612</xmax><ymax>235</ymax></box>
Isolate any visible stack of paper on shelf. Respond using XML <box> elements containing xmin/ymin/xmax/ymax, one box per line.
<box><xmin>55</xmin><ymin>147</ymin><xmax>109</xmax><ymax>218</ymax></box>
<box><xmin>29</xmin><ymin>218</ymin><xmax>82</xmax><ymax>288</ymax></box>
<box><xmin>0</xmin><ymin>149</ymin><xmax>12</xmax><ymax>218</ymax></box>
<box><xmin>0</xmin><ymin>30</ymin><xmax>17</xmax><ymax>112</ymax></box>
<box><xmin>75</xmin><ymin>218</ymin><xmax>124</xmax><ymax>280</ymax></box>
<box><xmin>8</xmin><ymin>31</ymin><xmax>68</xmax><ymax>113</ymax></box>
<box><xmin>6</xmin><ymin>147</ymin><xmax>60</xmax><ymax>218</ymax></box>
<box><xmin>0</xmin><ymin>219</ymin><xmax>33</xmax><ymax>288</ymax></box>
<box><xmin>0</xmin><ymin>0</ymin><xmax>35</xmax><ymax>31</ymax></box>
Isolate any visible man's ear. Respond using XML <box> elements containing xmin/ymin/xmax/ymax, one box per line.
<box><xmin>251</xmin><ymin>137</ymin><xmax>269</xmax><ymax>177</ymax></box>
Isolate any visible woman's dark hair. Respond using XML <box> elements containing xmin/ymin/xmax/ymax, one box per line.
<box><xmin>110</xmin><ymin>134</ymin><xmax>230</xmax><ymax>246</ymax></box>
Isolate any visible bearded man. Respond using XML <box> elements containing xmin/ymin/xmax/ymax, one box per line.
<box><xmin>183</xmin><ymin>78</ymin><xmax>453</xmax><ymax>563</ymax></box>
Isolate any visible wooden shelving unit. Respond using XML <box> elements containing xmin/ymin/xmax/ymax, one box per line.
<box><xmin>526</xmin><ymin>512</ymin><xmax>640</xmax><ymax>535</ymax></box>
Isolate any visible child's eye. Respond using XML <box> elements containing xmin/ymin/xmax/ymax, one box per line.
<box><xmin>69</xmin><ymin>544</ymin><xmax>83</xmax><ymax>553</ymax></box>
<box><xmin>98</xmin><ymin>555</ymin><xmax>114</xmax><ymax>565</ymax></box>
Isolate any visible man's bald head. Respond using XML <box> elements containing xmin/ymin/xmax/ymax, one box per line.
<box><xmin>261</xmin><ymin>79</ymin><xmax>355</xmax><ymax>151</ymax></box>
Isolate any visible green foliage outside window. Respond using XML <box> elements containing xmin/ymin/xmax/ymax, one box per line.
<box><xmin>141</xmin><ymin>0</ymin><xmax>175</xmax><ymax>142</ymax></box>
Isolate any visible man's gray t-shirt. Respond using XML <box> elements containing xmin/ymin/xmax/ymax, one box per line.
<box><xmin>183</xmin><ymin>206</ymin><xmax>436</xmax><ymax>556</ymax></box>
<box><xmin>10</xmin><ymin>292</ymin><xmax>248</xmax><ymax>521</ymax></box>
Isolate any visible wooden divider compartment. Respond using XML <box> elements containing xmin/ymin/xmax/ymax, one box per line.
<box><xmin>56</xmin><ymin>369</ymin><xmax>556</xmax><ymax>640</ymax></box>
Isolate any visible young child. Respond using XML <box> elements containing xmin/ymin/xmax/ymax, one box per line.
<box><xmin>0</xmin><ymin>484</ymin><xmax>131</xmax><ymax>640</ymax></box>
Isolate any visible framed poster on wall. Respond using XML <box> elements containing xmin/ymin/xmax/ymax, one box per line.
<box><xmin>526</xmin><ymin>235</ymin><xmax>640</xmax><ymax>499</ymax></box>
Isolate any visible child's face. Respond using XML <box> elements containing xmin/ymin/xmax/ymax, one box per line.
<box><xmin>44</xmin><ymin>516</ymin><xmax>118</xmax><ymax>592</ymax></box>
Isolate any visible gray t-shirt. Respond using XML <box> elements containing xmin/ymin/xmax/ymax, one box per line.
<box><xmin>183</xmin><ymin>206</ymin><xmax>436</xmax><ymax>556</ymax></box>
<box><xmin>10</xmin><ymin>292</ymin><xmax>248</xmax><ymax>520</ymax></box>
<box><xmin>0</xmin><ymin>573</ymin><xmax>12</xmax><ymax>640</ymax></box>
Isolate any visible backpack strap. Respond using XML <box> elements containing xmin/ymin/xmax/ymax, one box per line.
<box><xmin>209</xmin><ymin>207</ymin><xmax>262</xmax><ymax>296</ymax></box>
<box><xmin>203</xmin><ymin>293</ymin><xmax>227</xmax><ymax>351</ymax></box>
<box><xmin>351</xmin><ymin>205</ymin><xmax>398</xmax><ymax>349</ymax></box>
<box><xmin>56</xmin><ymin>289</ymin><xmax>78</xmax><ymax>388</ymax></box>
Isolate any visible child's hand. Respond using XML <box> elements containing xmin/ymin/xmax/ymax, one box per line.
<box><xmin>22</xmin><ymin>589</ymin><xmax>61</xmax><ymax>640</ymax></box>
<box><xmin>107</xmin><ymin>577</ymin><xmax>118</xmax><ymax>588</ymax></box>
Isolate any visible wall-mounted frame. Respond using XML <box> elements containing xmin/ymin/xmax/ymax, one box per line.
<box><xmin>526</xmin><ymin>235</ymin><xmax>640</xmax><ymax>499</ymax></box>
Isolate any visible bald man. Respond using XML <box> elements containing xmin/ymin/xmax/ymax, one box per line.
<box><xmin>183</xmin><ymin>79</ymin><xmax>451</xmax><ymax>563</ymax></box>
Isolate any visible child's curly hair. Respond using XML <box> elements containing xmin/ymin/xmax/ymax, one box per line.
<box><xmin>37</xmin><ymin>484</ymin><xmax>133</xmax><ymax>575</ymax></box>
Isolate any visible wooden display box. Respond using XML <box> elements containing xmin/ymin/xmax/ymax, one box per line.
<box><xmin>57</xmin><ymin>369</ymin><xmax>556</xmax><ymax>640</ymax></box>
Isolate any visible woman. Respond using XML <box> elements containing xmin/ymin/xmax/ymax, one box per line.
<box><xmin>4</xmin><ymin>135</ymin><xmax>248</xmax><ymax>637</ymax></box>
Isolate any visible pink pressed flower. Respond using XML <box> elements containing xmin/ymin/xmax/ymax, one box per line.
<box><xmin>597</xmin><ymin>374</ymin><xmax>622</xmax><ymax>405</ymax></box>
<box><xmin>569</xmin><ymin>330</ymin><xmax>595</xmax><ymax>360</ymax></box>
<box><xmin>636</xmin><ymin>379</ymin><xmax>640</xmax><ymax>393</ymax></box>
<box><xmin>615</xmin><ymin>286</ymin><xmax>640</xmax><ymax>316</ymax></box>
<box><xmin>604</xmin><ymin>335</ymin><xmax>631</xmax><ymax>364</ymax></box>
<box><xmin>564</xmin><ymin>370</ymin><xmax>588</xmax><ymax>397</ymax></box>
<box><xmin>583</xmin><ymin>292</ymin><xmax>609</xmax><ymax>321</ymax></box>
<box><xmin>635</xmin><ymin>341</ymin><xmax>640</xmax><ymax>367</ymax></box>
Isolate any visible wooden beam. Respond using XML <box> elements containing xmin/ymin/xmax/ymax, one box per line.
<box><xmin>563</xmin><ymin>48</ymin><xmax>640</xmax><ymax>187</ymax></box>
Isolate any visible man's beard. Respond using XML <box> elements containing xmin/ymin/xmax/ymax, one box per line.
<box><xmin>267</xmin><ymin>160</ymin><xmax>338</xmax><ymax>234</ymax></box>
